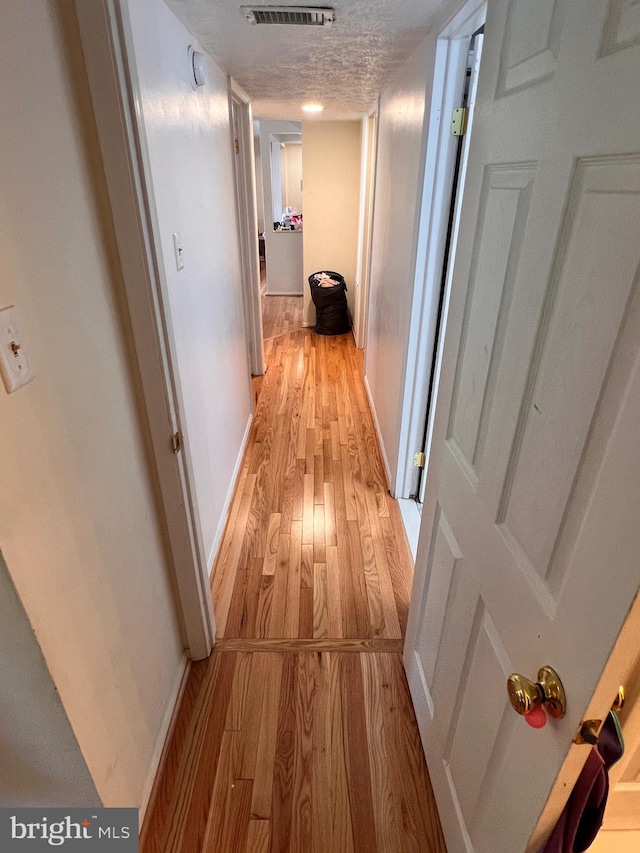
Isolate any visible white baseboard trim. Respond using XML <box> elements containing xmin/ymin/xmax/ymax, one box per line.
<box><xmin>302</xmin><ymin>322</ymin><xmax>313</xmax><ymax>328</ymax></box>
<box><xmin>139</xmin><ymin>652</ymin><xmax>191</xmax><ymax>829</ymax></box>
<box><xmin>363</xmin><ymin>375</ymin><xmax>393</xmax><ymax>491</ymax></box>
<box><xmin>207</xmin><ymin>413</ymin><xmax>254</xmax><ymax>575</ymax></box>
<box><xmin>265</xmin><ymin>291</ymin><xmax>304</xmax><ymax>297</ymax></box>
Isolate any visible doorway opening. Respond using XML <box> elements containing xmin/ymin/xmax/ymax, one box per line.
<box><xmin>413</xmin><ymin>24</ymin><xmax>484</xmax><ymax>507</ymax></box>
<box><xmin>255</xmin><ymin>120</ymin><xmax>305</xmax><ymax>343</ymax></box>
<box><xmin>231</xmin><ymin>84</ymin><xmax>265</xmax><ymax>377</ymax></box>
<box><xmin>395</xmin><ymin>2</ymin><xmax>487</xmax><ymax>557</ymax></box>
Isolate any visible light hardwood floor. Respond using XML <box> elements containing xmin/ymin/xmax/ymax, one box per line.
<box><xmin>140</xmin><ymin>299</ymin><xmax>446</xmax><ymax>853</ymax></box>
<box><xmin>262</xmin><ymin>294</ymin><xmax>303</xmax><ymax>340</ymax></box>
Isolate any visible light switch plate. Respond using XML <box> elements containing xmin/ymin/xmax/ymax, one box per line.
<box><xmin>0</xmin><ymin>305</ymin><xmax>35</xmax><ymax>393</ymax></box>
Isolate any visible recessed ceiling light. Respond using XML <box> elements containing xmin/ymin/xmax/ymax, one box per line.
<box><xmin>302</xmin><ymin>103</ymin><xmax>324</xmax><ymax>113</ymax></box>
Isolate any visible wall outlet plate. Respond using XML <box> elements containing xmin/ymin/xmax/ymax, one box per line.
<box><xmin>0</xmin><ymin>305</ymin><xmax>35</xmax><ymax>393</ymax></box>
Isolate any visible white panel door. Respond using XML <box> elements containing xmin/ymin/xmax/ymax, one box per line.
<box><xmin>404</xmin><ymin>1</ymin><xmax>640</xmax><ymax>851</ymax></box>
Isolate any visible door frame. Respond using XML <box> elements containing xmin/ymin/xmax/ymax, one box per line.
<box><xmin>74</xmin><ymin>0</ymin><xmax>215</xmax><ymax>660</ymax></box>
<box><xmin>394</xmin><ymin>0</ymin><xmax>487</xmax><ymax>502</ymax></box>
<box><xmin>355</xmin><ymin>100</ymin><xmax>379</xmax><ymax>349</ymax></box>
<box><xmin>229</xmin><ymin>80</ymin><xmax>266</xmax><ymax>376</ymax></box>
<box><xmin>529</xmin><ymin>588</ymin><xmax>640</xmax><ymax>850</ymax></box>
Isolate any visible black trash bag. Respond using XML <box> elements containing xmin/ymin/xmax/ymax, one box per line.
<box><xmin>308</xmin><ymin>270</ymin><xmax>351</xmax><ymax>336</ymax></box>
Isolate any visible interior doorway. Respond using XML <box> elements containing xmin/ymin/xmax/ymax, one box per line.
<box><xmin>231</xmin><ymin>83</ymin><xmax>265</xmax><ymax>377</ymax></box>
<box><xmin>257</xmin><ymin>121</ymin><xmax>304</xmax><ymax>297</ymax></box>
<box><xmin>414</xmin><ymin>25</ymin><xmax>484</xmax><ymax>507</ymax></box>
<box><xmin>355</xmin><ymin>102</ymin><xmax>379</xmax><ymax>349</ymax></box>
<box><xmin>75</xmin><ymin>0</ymin><xmax>217</xmax><ymax>660</ymax></box>
<box><xmin>395</xmin><ymin>0</ymin><xmax>487</xmax><ymax>556</ymax></box>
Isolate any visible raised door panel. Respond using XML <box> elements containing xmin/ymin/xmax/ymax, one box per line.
<box><xmin>497</xmin><ymin>0</ymin><xmax>564</xmax><ymax>95</ymax></box>
<box><xmin>448</xmin><ymin>165</ymin><xmax>536</xmax><ymax>483</ymax></box>
<box><xmin>445</xmin><ymin>608</ymin><xmax>514</xmax><ymax>845</ymax></box>
<box><xmin>601</xmin><ymin>0</ymin><xmax>640</xmax><ymax>55</ymax></box>
<box><xmin>414</xmin><ymin>505</ymin><xmax>462</xmax><ymax>713</ymax></box>
<box><xmin>497</xmin><ymin>157</ymin><xmax>640</xmax><ymax>581</ymax></box>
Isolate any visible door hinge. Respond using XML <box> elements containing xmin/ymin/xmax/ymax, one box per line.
<box><xmin>450</xmin><ymin>106</ymin><xmax>469</xmax><ymax>137</ymax></box>
<box><xmin>171</xmin><ymin>431</ymin><xmax>182</xmax><ymax>454</ymax></box>
<box><xmin>414</xmin><ymin>451</ymin><xmax>426</xmax><ymax>468</ymax></box>
<box><xmin>235</xmin><ymin>138</ymin><xmax>240</xmax><ymax>155</ymax></box>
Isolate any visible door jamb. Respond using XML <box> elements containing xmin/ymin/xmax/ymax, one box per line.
<box><xmin>74</xmin><ymin>0</ymin><xmax>215</xmax><ymax>660</ymax></box>
<box><xmin>355</xmin><ymin>99</ymin><xmax>380</xmax><ymax>350</ymax></box>
<box><xmin>528</xmin><ymin>589</ymin><xmax>640</xmax><ymax>850</ymax></box>
<box><xmin>229</xmin><ymin>80</ymin><xmax>266</xmax><ymax>376</ymax></box>
<box><xmin>394</xmin><ymin>0</ymin><xmax>487</xmax><ymax>500</ymax></box>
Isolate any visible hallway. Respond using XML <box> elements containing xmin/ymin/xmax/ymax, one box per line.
<box><xmin>140</xmin><ymin>301</ymin><xmax>446</xmax><ymax>851</ymax></box>
<box><xmin>215</xmin><ymin>295</ymin><xmax>411</xmax><ymax>641</ymax></box>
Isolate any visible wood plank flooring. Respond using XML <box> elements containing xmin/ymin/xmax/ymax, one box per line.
<box><xmin>216</xmin><ymin>314</ymin><xmax>412</xmax><ymax>641</ymax></box>
<box><xmin>141</xmin><ymin>649</ymin><xmax>446</xmax><ymax>853</ymax></box>
<box><xmin>141</xmin><ymin>299</ymin><xmax>446</xmax><ymax>853</ymax></box>
<box><xmin>262</xmin><ymin>294</ymin><xmax>303</xmax><ymax>340</ymax></box>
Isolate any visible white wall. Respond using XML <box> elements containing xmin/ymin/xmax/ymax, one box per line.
<box><xmin>0</xmin><ymin>0</ymin><xmax>184</xmax><ymax>807</ymax></box>
<box><xmin>364</xmin><ymin>37</ymin><xmax>435</xmax><ymax>485</ymax></box>
<box><xmin>265</xmin><ymin>231</ymin><xmax>304</xmax><ymax>295</ymax></box>
<box><xmin>301</xmin><ymin>121</ymin><xmax>362</xmax><ymax>327</ymax></box>
<box><xmin>127</xmin><ymin>0</ymin><xmax>253</xmax><ymax>569</ymax></box>
<box><xmin>0</xmin><ymin>552</ymin><xmax>100</xmax><ymax>807</ymax></box>
<box><xmin>282</xmin><ymin>143</ymin><xmax>303</xmax><ymax>212</ymax></box>
<box><xmin>259</xmin><ymin>120</ymin><xmax>305</xmax><ymax>295</ymax></box>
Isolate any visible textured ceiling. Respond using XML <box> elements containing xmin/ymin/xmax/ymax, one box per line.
<box><xmin>163</xmin><ymin>0</ymin><xmax>449</xmax><ymax>119</ymax></box>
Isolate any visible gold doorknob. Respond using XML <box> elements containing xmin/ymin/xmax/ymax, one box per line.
<box><xmin>507</xmin><ymin>666</ymin><xmax>567</xmax><ymax>719</ymax></box>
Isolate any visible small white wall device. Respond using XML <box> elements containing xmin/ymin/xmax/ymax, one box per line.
<box><xmin>188</xmin><ymin>45</ymin><xmax>207</xmax><ymax>90</ymax></box>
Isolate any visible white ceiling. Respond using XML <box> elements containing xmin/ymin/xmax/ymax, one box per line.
<box><xmin>163</xmin><ymin>0</ymin><xmax>449</xmax><ymax>119</ymax></box>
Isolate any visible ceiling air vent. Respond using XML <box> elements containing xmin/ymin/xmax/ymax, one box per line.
<box><xmin>241</xmin><ymin>6</ymin><xmax>335</xmax><ymax>27</ymax></box>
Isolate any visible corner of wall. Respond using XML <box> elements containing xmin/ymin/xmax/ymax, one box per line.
<box><xmin>207</xmin><ymin>410</ymin><xmax>254</xmax><ymax>574</ymax></box>
<box><xmin>363</xmin><ymin>375</ymin><xmax>393</xmax><ymax>492</ymax></box>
